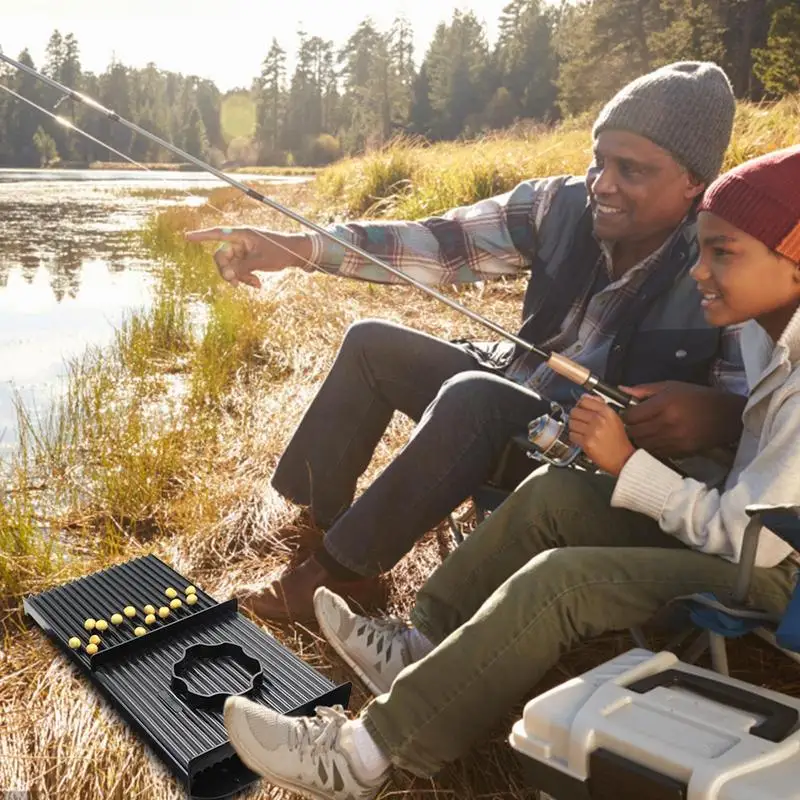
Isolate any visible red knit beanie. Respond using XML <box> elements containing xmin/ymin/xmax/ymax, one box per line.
<box><xmin>699</xmin><ymin>145</ymin><xmax>800</xmax><ymax>264</ymax></box>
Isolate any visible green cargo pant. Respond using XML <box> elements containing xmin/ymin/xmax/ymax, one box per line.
<box><xmin>362</xmin><ymin>466</ymin><xmax>797</xmax><ymax>777</ymax></box>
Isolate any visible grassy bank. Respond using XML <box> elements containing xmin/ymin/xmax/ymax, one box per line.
<box><xmin>81</xmin><ymin>161</ymin><xmax>317</xmax><ymax>175</ymax></box>
<box><xmin>0</xmin><ymin>177</ymin><xmax>530</xmax><ymax>799</ymax></box>
<box><xmin>316</xmin><ymin>94</ymin><xmax>800</xmax><ymax>218</ymax></box>
<box><xmin>3</xmin><ymin>101</ymin><xmax>800</xmax><ymax>799</ymax></box>
<box><xmin>232</xmin><ymin>165</ymin><xmax>319</xmax><ymax>176</ymax></box>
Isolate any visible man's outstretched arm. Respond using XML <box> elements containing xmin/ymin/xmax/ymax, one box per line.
<box><xmin>306</xmin><ymin>175</ymin><xmax>567</xmax><ymax>285</ymax></box>
<box><xmin>186</xmin><ymin>176</ymin><xmax>570</xmax><ymax>288</ymax></box>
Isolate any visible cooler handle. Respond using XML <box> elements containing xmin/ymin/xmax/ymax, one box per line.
<box><xmin>627</xmin><ymin>668</ymin><xmax>798</xmax><ymax>743</ymax></box>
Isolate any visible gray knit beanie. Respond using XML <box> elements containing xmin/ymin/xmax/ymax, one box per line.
<box><xmin>592</xmin><ymin>61</ymin><xmax>735</xmax><ymax>185</ymax></box>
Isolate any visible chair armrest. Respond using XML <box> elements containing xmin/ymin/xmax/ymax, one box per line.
<box><xmin>746</xmin><ymin>504</ymin><xmax>800</xmax><ymax>552</ymax></box>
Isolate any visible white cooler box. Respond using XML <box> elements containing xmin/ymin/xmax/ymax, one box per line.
<box><xmin>509</xmin><ymin>648</ymin><xmax>800</xmax><ymax>800</ymax></box>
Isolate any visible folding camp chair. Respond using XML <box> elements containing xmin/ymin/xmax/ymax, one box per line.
<box><xmin>678</xmin><ymin>504</ymin><xmax>800</xmax><ymax>675</ymax></box>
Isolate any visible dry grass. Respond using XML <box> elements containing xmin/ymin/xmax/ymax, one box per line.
<box><xmin>4</xmin><ymin>104</ymin><xmax>800</xmax><ymax>799</ymax></box>
<box><xmin>0</xmin><ymin>181</ymin><xmax>538</xmax><ymax>800</ymax></box>
<box><xmin>316</xmin><ymin>94</ymin><xmax>800</xmax><ymax>220</ymax></box>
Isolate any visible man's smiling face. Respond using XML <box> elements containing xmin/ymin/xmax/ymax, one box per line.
<box><xmin>586</xmin><ymin>130</ymin><xmax>705</xmax><ymax>246</ymax></box>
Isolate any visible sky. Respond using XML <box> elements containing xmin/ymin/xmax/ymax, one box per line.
<box><xmin>0</xmin><ymin>0</ymin><xmax>509</xmax><ymax>92</ymax></box>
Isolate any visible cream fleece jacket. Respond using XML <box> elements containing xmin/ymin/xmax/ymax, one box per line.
<box><xmin>612</xmin><ymin>307</ymin><xmax>800</xmax><ymax>568</ymax></box>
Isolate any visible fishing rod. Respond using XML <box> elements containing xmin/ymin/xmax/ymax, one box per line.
<box><xmin>0</xmin><ymin>48</ymin><xmax>637</xmax><ymax>411</ymax></box>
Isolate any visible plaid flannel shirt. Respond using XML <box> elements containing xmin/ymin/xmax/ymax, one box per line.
<box><xmin>307</xmin><ymin>176</ymin><xmax>747</xmax><ymax>405</ymax></box>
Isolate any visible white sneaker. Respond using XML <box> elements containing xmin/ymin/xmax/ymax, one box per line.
<box><xmin>314</xmin><ymin>587</ymin><xmax>414</xmax><ymax>695</ymax></box>
<box><xmin>223</xmin><ymin>696</ymin><xmax>388</xmax><ymax>800</ymax></box>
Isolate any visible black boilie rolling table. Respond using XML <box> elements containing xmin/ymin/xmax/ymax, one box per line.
<box><xmin>23</xmin><ymin>554</ymin><xmax>352</xmax><ymax>799</ymax></box>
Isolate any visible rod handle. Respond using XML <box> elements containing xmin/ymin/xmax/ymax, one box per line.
<box><xmin>546</xmin><ymin>353</ymin><xmax>591</xmax><ymax>386</ymax></box>
<box><xmin>592</xmin><ymin>380</ymin><xmax>639</xmax><ymax>409</ymax></box>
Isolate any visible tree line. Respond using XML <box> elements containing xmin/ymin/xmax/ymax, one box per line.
<box><xmin>0</xmin><ymin>0</ymin><xmax>797</xmax><ymax>169</ymax></box>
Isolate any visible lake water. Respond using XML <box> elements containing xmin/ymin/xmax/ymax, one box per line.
<box><xmin>0</xmin><ymin>168</ymin><xmax>305</xmax><ymax>457</ymax></box>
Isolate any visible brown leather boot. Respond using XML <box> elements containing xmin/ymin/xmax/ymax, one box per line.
<box><xmin>253</xmin><ymin>509</ymin><xmax>325</xmax><ymax>560</ymax></box>
<box><xmin>239</xmin><ymin>553</ymin><xmax>387</xmax><ymax>623</ymax></box>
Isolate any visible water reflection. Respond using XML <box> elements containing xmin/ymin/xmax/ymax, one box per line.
<box><xmin>0</xmin><ymin>260</ymin><xmax>154</xmax><ymax>456</ymax></box>
<box><xmin>0</xmin><ymin>169</ymin><xmax>305</xmax><ymax>301</ymax></box>
<box><xmin>0</xmin><ymin>169</ymin><xmax>303</xmax><ymax>456</ymax></box>
<box><xmin>0</xmin><ymin>180</ymin><xmax>166</xmax><ymax>302</ymax></box>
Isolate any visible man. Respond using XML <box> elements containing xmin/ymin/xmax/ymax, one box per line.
<box><xmin>187</xmin><ymin>61</ymin><xmax>745</xmax><ymax>621</ymax></box>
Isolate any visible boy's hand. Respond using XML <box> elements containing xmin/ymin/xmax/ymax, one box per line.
<box><xmin>568</xmin><ymin>394</ymin><xmax>636</xmax><ymax>476</ymax></box>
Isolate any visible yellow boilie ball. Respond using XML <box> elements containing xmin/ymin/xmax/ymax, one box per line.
<box><xmin>89</xmin><ymin>635</ymin><xmax>101</xmax><ymax>646</ymax></box>
<box><xmin>69</xmin><ymin>637</ymin><xmax>81</xmax><ymax>649</ymax></box>
<box><xmin>145</xmin><ymin>614</ymin><xmax>157</xmax><ymax>625</ymax></box>
<box><xmin>134</xmin><ymin>627</ymin><xmax>146</xmax><ymax>637</ymax></box>
<box><xmin>186</xmin><ymin>594</ymin><xmax>198</xmax><ymax>606</ymax></box>
<box><xmin>158</xmin><ymin>607</ymin><xmax>170</xmax><ymax>619</ymax></box>
<box><xmin>169</xmin><ymin>598</ymin><xmax>182</xmax><ymax>610</ymax></box>
<box><xmin>95</xmin><ymin>619</ymin><xmax>108</xmax><ymax>632</ymax></box>
<box><xmin>123</xmin><ymin>606</ymin><xmax>136</xmax><ymax>618</ymax></box>
<box><xmin>111</xmin><ymin>613</ymin><xmax>124</xmax><ymax>625</ymax></box>
<box><xmin>185</xmin><ymin>585</ymin><xmax>196</xmax><ymax>595</ymax></box>
<box><xmin>143</xmin><ymin>604</ymin><xmax>156</xmax><ymax>616</ymax></box>
<box><xmin>86</xmin><ymin>643</ymin><xmax>98</xmax><ymax>655</ymax></box>
<box><xmin>165</xmin><ymin>587</ymin><xmax>177</xmax><ymax>599</ymax></box>
<box><xmin>84</xmin><ymin>618</ymin><xmax>96</xmax><ymax>631</ymax></box>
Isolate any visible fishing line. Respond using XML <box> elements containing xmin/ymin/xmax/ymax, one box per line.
<box><xmin>0</xmin><ymin>48</ymin><xmax>637</xmax><ymax>408</ymax></box>
<box><xmin>0</xmin><ymin>81</ymin><xmax>328</xmax><ymax>280</ymax></box>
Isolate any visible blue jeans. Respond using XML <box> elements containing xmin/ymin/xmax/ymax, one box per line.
<box><xmin>271</xmin><ymin>319</ymin><xmax>549</xmax><ymax>576</ymax></box>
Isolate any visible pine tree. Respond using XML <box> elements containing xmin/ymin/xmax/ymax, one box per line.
<box><xmin>59</xmin><ymin>33</ymin><xmax>82</xmax><ymax>159</ymax></box>
<box><xmin>257</xmin><ymin>38</ymin><xmax>287</xmax><ymax>163</ymax></box>
<box><xmin>495</xmin><ymin>0</ymin><xmax>558</xmax><ymax>122</ymax></box>
<box><xmin>283</xmin><ymin>30</ymin><xmax>316</xmax><ymax>155</ymax></box>
<box><xmin>426</xmin><ymin>11</ymin><xmax>490</xmax><ymax>138</ymax></box>
<box><xmin>130</xmin><ymin>63</ymin><xmax>172</xmax><ymax>162</ymax></box>
<box><xmin>337</xmin><ymin>18</ymin><xmax>385</xmax><ymax>151</ymax></box>
<box><xmin>183</xmin><ymin>105</ymin><xmax>209</xmax><ymax>158</ymax></box>
<box><xmin>555</xmin><ymin>0</ymin><xmax>729</xmax><ymax>114</ymax></box>
<box><xmin>647</xmin><ymin>0</ymin><xmax>726</xmax><ymax>66</ymax></box>
<box><xmin>99</xmin><ymin>62</ymin><xmax>134</xmax><ymax>158</ymax></box>
<box><xmin>409</xmin><ymin>62</ymin><xmax>434</xmax><ymax>137</ymax></box>
<box><xmin>719</xmin><ymin>0</ymin><xmax>770</xmax><ymax>98</ymax></box>
<box><xmin>753</xmin><ymin>3</ymin><xmax>800</xmax><ymax>96</ymax></box>
<box><xmin>0</xmin><ymin>59</ymin><xmax>13</xmax><ymax>164</ymax></box>
<box><xmin>43</xmin><ymin>30</ymin><xmax>64</xmax><ymax>79</ymax></box>
<box><xmin>8</xmin><ymin>50</ymin><xmax>45</xmax><ymax>166</ymax></box>
<box><xmin>196</xmin><ymin>79</ymin><xmax>222</xmax><ymax>152</ymax></box>
<box><xmin>556</xmin><ymin>0</ymin><xmax>655</xmax><ymax>115</ymax></box>
<box><xmin>388</xmin><ymin>17</ymin><xmax>416</xmax><ymax>131</ymax></box>
<box><xmin>43</xmin><ymin>31</ymin><xmax>67</xmax><ymax>159</ymax></box>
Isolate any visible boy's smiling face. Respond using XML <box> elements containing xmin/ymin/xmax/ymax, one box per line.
<box><xmin>692</xmin><ymin>211</ymin><xmax>800</xmax><ymax>340</ymax></box>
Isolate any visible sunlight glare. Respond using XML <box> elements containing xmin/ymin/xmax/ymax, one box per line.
<box><xmin>220</xmin><ymin>95</ymin><xmax>257</xmax><ymax>144</ymax></box>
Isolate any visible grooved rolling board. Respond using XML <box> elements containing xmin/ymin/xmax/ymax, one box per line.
<box><xmin>24</xmin><ymin>554</ymin><xmax>351</xmax><ymax>799</ymax></box>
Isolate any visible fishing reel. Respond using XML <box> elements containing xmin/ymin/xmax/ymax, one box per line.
<box><xmin>523</xmin><ymin>403</ymin><xmax>597</xmax><ymax>471</ymax></box>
